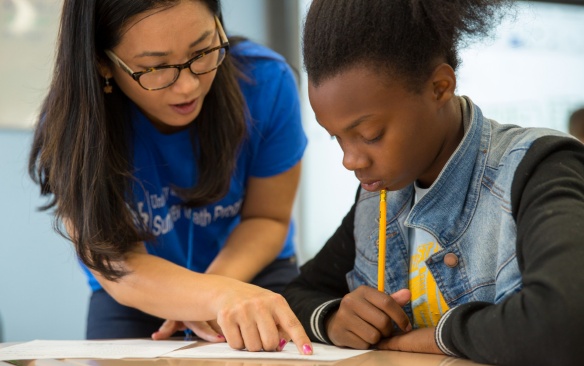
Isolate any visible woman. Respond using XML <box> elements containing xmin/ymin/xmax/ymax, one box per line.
<box><xmin>29</xmin><ymin>0</ymin><xmax>312</xmax><ymax>355</ymax></box>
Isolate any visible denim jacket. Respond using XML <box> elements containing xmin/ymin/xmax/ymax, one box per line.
<box><xmin>346</xmin><ymin>97</ymin><xmax>565</xmax><ymax>322</ymax></box>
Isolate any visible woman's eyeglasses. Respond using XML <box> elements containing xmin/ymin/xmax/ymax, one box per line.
<box><xmin>104</xmin><ymin>16</ymin><xmax>229</xmax><ymax>91</ymax></box>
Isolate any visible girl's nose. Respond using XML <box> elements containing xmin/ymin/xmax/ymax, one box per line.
<box><xmin>342</xmin><ymin>145</ymin><xmax>369</xmax><ymax>171</ymax></box>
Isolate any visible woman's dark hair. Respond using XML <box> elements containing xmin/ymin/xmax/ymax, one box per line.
<box><xmin>28</xmin><ymin>0</ymin><xmax>246</xmax><ymax>280</ymax></box>
<box><xmin>303</xmin><ymin>0</ymin><xmax>512</xmax><ymax>92</ymax></box>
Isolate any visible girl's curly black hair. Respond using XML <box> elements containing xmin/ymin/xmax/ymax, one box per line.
<box><xmin>303</xmin><ymin>0</ymin><xmax>512</xmax><ymax>92</ymax></box>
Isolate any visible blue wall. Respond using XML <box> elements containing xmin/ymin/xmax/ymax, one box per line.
<box><xmin>0</xmin><ymin>130</ymin><xmax>90</xmax><ymax>342</ymax></box>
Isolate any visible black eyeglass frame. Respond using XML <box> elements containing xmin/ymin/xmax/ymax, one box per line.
<box><xmin>104</xmin><ymin>16</ymin><xmax>230</xmax><ymax>91</ymax></box>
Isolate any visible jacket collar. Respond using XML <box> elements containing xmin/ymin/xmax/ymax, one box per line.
<box><xmin>396</xmin><ymin>96</ymin><xmax>490</xmax><ymax>246</ymax></box>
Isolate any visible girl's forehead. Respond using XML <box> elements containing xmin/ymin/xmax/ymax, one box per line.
<box><xmin>309</xmin><ymin>66</ymin><xmax>403</xmax><ymax>103</ymax></box>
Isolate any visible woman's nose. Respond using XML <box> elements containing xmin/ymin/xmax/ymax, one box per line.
<box><xmin>171</xmin><ymin>68</ymin><xmax>201</xmax><ymax>94</ymax></box>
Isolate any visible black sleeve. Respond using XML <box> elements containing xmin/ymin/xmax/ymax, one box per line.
<box><xmin>283</xmin><ymin>187</ymin><xmax>359</xmax><ymax>344</ymax></box>
<box><xmin>436</xmin><ymin>136</ymin><xmax>584</xmax><ymax>366</ymax></box>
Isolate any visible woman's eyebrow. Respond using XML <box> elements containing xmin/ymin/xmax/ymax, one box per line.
<box><xmin>133</xmin><ymin>30</ymin><xmax>213</xmax><ymax>59</ymax></box>
<box><xmin>187</xmin><ymin>29</ymin><xmax>213</xmax><ymax>49</ymax></box>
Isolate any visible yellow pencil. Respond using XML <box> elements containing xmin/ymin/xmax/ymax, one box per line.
<box><xmin>378</xmin><ymin>189</ymin><xmax>387</xmax><ymax>292</ymax></box>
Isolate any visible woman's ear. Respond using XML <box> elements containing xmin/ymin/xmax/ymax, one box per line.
<box><xmin>97</xmin><ymin>61</ymin><xmax>113</xmax><ymax>79</ymax></box>
<box><xmin>429</xmin><ymin>63</ymin><xmax>456</xmax><ymax>106</ymax></box>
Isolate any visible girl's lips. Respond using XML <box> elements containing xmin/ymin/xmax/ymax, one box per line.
<box><xmin>360</xmin><ymin>180</ymin><xmax>382</xmax><ymax>191</ymax></box>
<box><xmin>170</xmin><ymin>99</ymin><xmax>198</xmax><ymax>115</ymax></box>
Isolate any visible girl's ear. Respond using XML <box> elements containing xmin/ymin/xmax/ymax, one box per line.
<box><xmin>429</xmin><ymin>63</ymin><xmax>457</xmax><ymax>106</ymax></box>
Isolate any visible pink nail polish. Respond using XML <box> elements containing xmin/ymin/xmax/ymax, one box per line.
<box><xmin>302</xmin><ymin>344</ymin><xmax>312</xmax><ymax>355</ymax></box>
<box><xmin>277</xmin><ymin>338</ymin><xmax>288</xmax><ymax>351</ymax></box>
<box><xmin>217</xmin><ymin>334</ymin><xmax>225</xmax><ymax>339</ymax></box>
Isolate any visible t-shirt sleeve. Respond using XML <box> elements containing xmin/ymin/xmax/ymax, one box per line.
<box><xmin>248</xmin><ymin>61</ymin><xmax>307</xmax><ymax>177</ymax></box>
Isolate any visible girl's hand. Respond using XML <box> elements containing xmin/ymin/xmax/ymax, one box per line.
<box><xmin>376</xmin><ymin>327</ymin><xmax>443</xmax><ymax>354</ymax></box>
<box><xmin>326</xmin><ymin>286</ymin><xmax>412</xmax><ymax>349</ymax></box>
<box><xmin>152</xmin><ymin>319</ymin><xmax>225</xmax><ymax>342</ymax></box>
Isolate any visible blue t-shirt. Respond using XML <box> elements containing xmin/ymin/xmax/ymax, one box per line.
<box><xmin>83</xmin><ymin>41</ymin><xmax>307</xmax><ymax>291</ymax></box>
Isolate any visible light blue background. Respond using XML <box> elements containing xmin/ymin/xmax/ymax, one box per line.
<box><xmin>0</xmin><ymin>130</ymin><xmax>90</xmax><ymax>342</ymax></box>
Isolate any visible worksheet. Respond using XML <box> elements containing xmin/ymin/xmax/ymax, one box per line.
<box><xmin>0</xmin><ymin>339</ymin><xmax>195</xmax><ymax>361</ymax></box>
<box><xmin>164</xmin><ymin>342</ymin><xmax>371</xmax><ymax>361</ymax></box>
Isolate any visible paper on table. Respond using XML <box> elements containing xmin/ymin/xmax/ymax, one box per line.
<box><xmin>0</xmin><ymin>339</ymin><xmax>195</xmax><ymax>361</ymax></box>
<box><xmin>163</xmin><ymin>342</ymin><xmax>371</xmax><ymax>361</ymax></box>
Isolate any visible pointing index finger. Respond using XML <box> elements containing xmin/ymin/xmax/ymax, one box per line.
<box><xmin>276</xmin><ymin>305</ymin><xmax>313</xmax><ymax>355</ymax></box>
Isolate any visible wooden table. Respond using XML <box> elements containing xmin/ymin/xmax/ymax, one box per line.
<box><xmin>0</xmin><ymin>341</ymin><xmax>490</xmax><ymax>366</ymax></box>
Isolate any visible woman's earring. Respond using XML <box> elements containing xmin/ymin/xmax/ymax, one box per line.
<box><xmin>104</xmin><ymin>77</ymin><xmax>113</xmax><ymax>94</ymax></box>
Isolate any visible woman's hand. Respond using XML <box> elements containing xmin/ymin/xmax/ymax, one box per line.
<box><xmin>88</xmin><ymin>248</ymin><xmax>311</xmax><ymax>354</ymax></box>
<box><xmin>326</xmin><ymin>286</ymin><xmax>412</xmax><ymax>349</ymax></box>
<box><xmin>152</xmin><ymin>284</ymin><xmax>311</xmax><ymax>355</ymax></box>
<box><xmin>214</xmin><ymin>283</ymin><xmax>312</xmax><ymax>354</ymax></box>
<box><xmin>152</xmin><ymin>319</ymin><xmax>225</xmax><ymax>342</ymax></box>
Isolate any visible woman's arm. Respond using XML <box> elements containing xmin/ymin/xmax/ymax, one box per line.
<box><xmin>151</xmin><ymin>162</ymin><xmax>301</xmax><ymax>342</ymax></box>
<box><xmin>205</xmin><ymin>162</ymin><xmax>301</xmax><ymax>281</ymax></box>
<box><xmin>65</xmin><ymin>220</ymin><xmax>311</xmax><ymax>353</ymax></box>
<box><xmin>91</xmin><ymin>246</ymin><xmax>311</xmax><ymax>353</ymax></box>
<box><xmin>91</xmin><ymin>244</ymin><xmax>239</xmax><ymax>321</ymax></box>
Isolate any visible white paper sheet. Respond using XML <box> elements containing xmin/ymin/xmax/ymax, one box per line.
<box><xmin>0</xmin><ymin>339</ymin><xmax>195</xmax><ymax>361</ymax></box>
<box><xmin>163</xmin><ymin>342</ymin><xmax>371</xmax><ymax>361</ymax></box>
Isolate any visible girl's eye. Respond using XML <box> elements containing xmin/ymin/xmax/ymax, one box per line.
<box><xmin>363</xmin><ymin>133</ymin><xmax>383</xmax><ymax>144</ymax></box>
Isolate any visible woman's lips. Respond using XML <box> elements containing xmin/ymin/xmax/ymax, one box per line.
<box><xmin>170</xmin><ymin>99</ymin><xmax>198</xmax><ymax>115</ymax></box>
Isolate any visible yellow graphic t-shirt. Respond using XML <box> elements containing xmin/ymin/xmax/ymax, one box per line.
<box><xmin>408</xmin><ymin>240</ymin><xmax>449</xmax><ymax>327</ymax></box>
<box><xmin>408</xmin><ymin>184</ymin><xmax>449</xmax><ymax>328</ymax></box>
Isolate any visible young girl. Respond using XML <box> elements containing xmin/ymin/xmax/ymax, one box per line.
<box><xmin>29</xmin><ymin>0</ymin><xmax>312</xmax><ymax>354</ymax></box>
<box><xmin>284</xmin><ymin>0</ymin><xmax>584</xmax><ymax>365</ymax></box>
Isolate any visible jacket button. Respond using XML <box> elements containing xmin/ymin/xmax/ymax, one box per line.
<box><xmin>444</xmin><ymin>253</ymin><xmax>459</xmax><ymax>268</ymax></box>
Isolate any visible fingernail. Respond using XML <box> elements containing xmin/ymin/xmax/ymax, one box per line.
<box><xmin>277</xmin><ymin>338</ymin><xmax>288</xmax><ymax>351</ymax></box>
<box><xmin>217</xmin><ymin>334</ymin><xmax>225</xmax><ymax>339</ymax></box>
<box><xmin>406</xmin><ymin>324</ymin><xmax>413</xmax><ymax>332</ymax></box>
<box><xmin>302</xmin><ymin>344</ymin><xmax>312</xmax><ymax>355</ymax></box>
